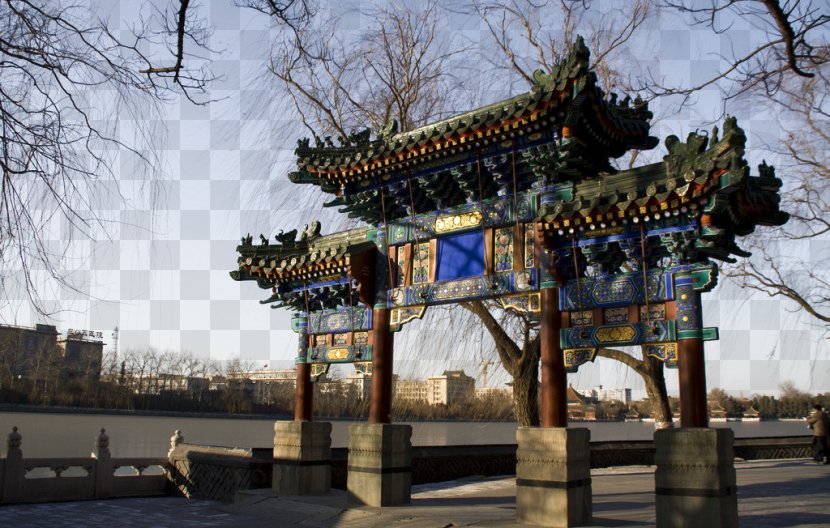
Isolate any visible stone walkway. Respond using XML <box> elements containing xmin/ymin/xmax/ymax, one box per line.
<box><xmin>1</xmin><ymin>459</ymin><xmax>829</xmax><ymax>527</ymax></box>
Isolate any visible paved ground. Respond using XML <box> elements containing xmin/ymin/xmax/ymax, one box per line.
<box><xmin>1</xmin><ymin>459</ymin><xmax>829</xmax><ymax>527</ymax></box>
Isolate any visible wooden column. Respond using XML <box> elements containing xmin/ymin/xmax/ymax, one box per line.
<box><xmin>293</xmin><ymin>314</ymin><xmax>313</xmax><ymax>421</ymax></box>
<box><xmin>294</xmin><ymin>361</ymin><xmax>313</xmax><ymax>421</ymax></box>
<box><xmin>540</xmin><ymin>287</ymin><xmax>567</xmax><ymax>428</ymax></box>
<box><xmin>679</xmin><ymin>336</ymin><xmax>708</xmax><ymax>427</ymax></box>
<box><xmin>369</xmin><ymin>307</ymin><xmax>394</xmax><ymax>424</ymax></box>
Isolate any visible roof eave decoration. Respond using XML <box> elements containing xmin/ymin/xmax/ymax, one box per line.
<box><xmin>535</xmin><ymin>116</ymin><xmax>789</xmax><ymax>264</ymax></box>
<box><xmin>230</xmin><ymin>222</ymin><xmax>375</xmax><ymax>288</ymax></box>
<box><xmin>287</xmin><ymin>36</ymin><xmax>655</xmax><ymax>191</ymax></box>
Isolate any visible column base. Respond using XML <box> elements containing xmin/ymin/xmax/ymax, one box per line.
<box><xmin>516</xmin><ymin>427</ymin><xmax>592</xmax><ymax>527</ymax></box>
<box><xmin>654</xmin><ymin>427</ymin><xmax>737</xmax><ymax>528</ymax></box>
<box><xmin>272</xmin><ymin>421</ymin><xmax>332</xmax><ymax>495</ymax></box>
<box><xmin>347</xmin><ymin>423</ymin><xmax>412</xmax><ymax>506</ymax></box>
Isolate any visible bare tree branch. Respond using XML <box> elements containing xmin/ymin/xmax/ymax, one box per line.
<box><xmin>638</xmin><ymin>0</ymin><xmax>829</xmax><ymax>105</ymax></box>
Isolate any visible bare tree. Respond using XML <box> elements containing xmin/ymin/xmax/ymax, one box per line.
<box><xmin>728</xmin><ymin>64</ymin><xmax>830</xmax><ymax>327</ymax></box>
<box><xmin>650</xmin><ymin>1</ymin><xmax>830</xmax><ymax>330</ymax></box>
<box><xmin>0</xmin><ymin>0</ymin><xmax>217</xmax><ymax>316</ymax></box>
<box><xmin>475</xmin><ymin>0</ymin><xmax>652</xmax><ymax>94</ymax></box>
<box><xmin>251</xmin><ymin>0</ymin><xmax>659</xmax><ymax>425</ymax></box>
<box><xmin>267</xmin><ymin>0</ymin><xmax>472</xmax><ymax>138</ymax></box>
<box><xmin>634</xmin><ymin>0</ymin><xmax>828</xmax><ymax>107</ymax></box>
<box><xmin>218</xmin><ymin>356</ymin><xmax>255</xmax><ymax>413</ymax></box>
<box><xmin>468</xmin><ymin>0</ymin><xmax>677</xmax><ymax>425</ymax></box>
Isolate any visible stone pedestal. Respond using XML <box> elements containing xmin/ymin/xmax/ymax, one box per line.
<box><xmin>654</xmin><ymin>428</ymin><xmax>737</xmax><ymax>528</ymax></box>
<box><xmin>516</xmin><ymin>427</ymin><xmax>592</xmax><ymax>527</ymax></box>
<box><xmin>347</xmin><ymin>423</ymin><xmax>412</xmax><ymax>506</ymax></box>
<box><xmin>272</xmin><ymin>421</ymin><xmax>331</xmax><ymax>495</ymax></box>
<box><xmin>1</xmin><ymin>427</ymin><xmax>23</xmax><ymax>503</ymax></box>
<box><xmin>92</xmin><ymin>428</ymin><xmax>113</xmax><ymax>499</ymax></box>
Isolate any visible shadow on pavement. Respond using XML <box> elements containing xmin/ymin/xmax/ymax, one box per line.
<box><xmin>588</xmin><ymin>516</ymin><xmax>654</xmax><ymax>527</ymax></box>
<box><xmin>738</xmin><ymin>475</ymin><xmax>830</xmax><ymax>499</ymax></box>
<box><xmin>410</xmin><ymin>496</ymin><xmax>514</xmax><ymax>507</ymax></box>
<box><xmin>594</xmin><ymin>501</ymin><xmax>654</xmax><ymax>512</ymax></box>
<box><xmin>739</xmin><ymin>512</ymin><xmax>830</xmax><ymax>527</ymax></box>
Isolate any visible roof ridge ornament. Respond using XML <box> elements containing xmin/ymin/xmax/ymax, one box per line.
<box><xmin>530</xmin><ymin>36</ymin><xmax>590</xmax><ymax>95</ymax></box>
<box><xmin>379</xmin><ymin>119</ymin><xmax>399</xmax><ymax>139</ymax></box>
<box><xmin>300</xmin><ymin>221</ymin><xmax>323</xmax><ymax>243</ymax></box>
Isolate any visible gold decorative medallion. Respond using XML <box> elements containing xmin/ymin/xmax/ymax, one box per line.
<box><xmin>595</xmin><ymin>325</ymin><xmax>637</xmax><ymax>343</ymax></box>
<box><xmin>433</xmin><ymin>211</ymin><xmax>483</xmax><ymax>233</ymax></box>
<box><xmin>326</xmin><ymin>348</ymin><xmax>350</xmax><ymax>361</ymax></box>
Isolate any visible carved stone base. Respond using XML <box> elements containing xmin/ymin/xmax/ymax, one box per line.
<box><xmin>654</xmin><ymin>428</ymin><xmax>737</xmax><ymax>528</ymax></box>
<box><xmin>516</xmin><ymin>427</ymin><xmax>592</xmax><ymax>527</ymax></box>
<box><xmin>272</xmin><ymin>421</ymin><xmax>331</xmax><ymax>495</ymax></box>
<box><xmin>347</xmin><ymin>423</ymin><xmax>412</xmax><ymax>506</ymax></box>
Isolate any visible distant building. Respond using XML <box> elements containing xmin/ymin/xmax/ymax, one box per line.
<box><xmin>594</xmin><ymin>386</ymin><xmax>632</xmax><ymax>405</ymax></box>
<box><xmin>246</xmin><ymin>369</ymin><xmax>295</xmax><ymax>383</ymax></box>
<box><xmin>427</xmin><ymin>370</ymin><xmax>475</xmax><ymax>406</ymax></box>
<box><xmin>58</xmin><ymin>333</ymin><xmax>104</xmax><ymax>382</ymax></box>
<box><xmin>742</xmin><ymin>406</ymin><xmax>761</xmax><ymax>422</ymax></box>
<box><xmin>567</xmin><ymin>385</ymin><xmax>597</xmax><ymax>421</ymax></box>
<box><xmin>395</xmin><ymin>378</ymin><xmax>428</xmax><ymax>402</ymax></box>
<box><xmin>343</xmin><ymin>371</ymin><xmax>371</xmax><ymax>400</ymax></box>
<box><xmin>241</xmin><ymin>369</ymin><xmax>296</xmax><ymax>405</ymax></box>
<box><xmin>0</xmin><ymin>323</ymin><xmax>103</xmax><ymax>386</ymax></box>
<box><xmin>624</xmin><ymin>408</ymin><xmax>642</xmax><ymax>422</ymax></box>
<box><xmin>209</xmin><ymin>375</ymin><xmax>255</xmax><ymax>395</ymax></box>
<box><xmin>708</xmin><ymin>401</ymin><xmax>728</xmax><ymax>421</ymax></box>
<box><xmin>475</xmin><ymin>386</ymin><xmax>513</xmax><ymax>401</ymax></box>
<box><xmin>576</xmin><ymin>388</ymin><xmax>597</xmax><ymax>400</ymax></box>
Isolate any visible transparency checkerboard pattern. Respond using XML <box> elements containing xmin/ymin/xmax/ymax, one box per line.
<box><xmin>2</xmin><ymin>0</ymin><xmax>828</xmax><ymax>397</ymax></box>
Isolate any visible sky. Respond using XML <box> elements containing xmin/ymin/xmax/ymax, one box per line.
<box><xmin>1</xmin><ymin>0</ymin><xmax>828</xmax><ymax>399</ymax></box>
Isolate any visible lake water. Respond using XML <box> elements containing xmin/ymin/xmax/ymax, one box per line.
<box><xmin>0</xmin><ymin>411</ymin><xmax>811</xmax><ymax>459</ymax></box>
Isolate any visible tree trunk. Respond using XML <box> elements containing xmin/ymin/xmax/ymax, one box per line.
<box><xmin>512</xmin><ymin>352</ymin><xmax>540</xmax><ymax>426</ymax></box>
<box><xmin>640</xmin><ymin>355</ymin><xmax>672</xmax><ymax>425</ymax></box>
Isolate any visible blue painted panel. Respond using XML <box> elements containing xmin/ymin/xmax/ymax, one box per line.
<box><xmin>436</xmin><ymin>231</ymin><xmax>485</xmax><ymax>281</ymax></box>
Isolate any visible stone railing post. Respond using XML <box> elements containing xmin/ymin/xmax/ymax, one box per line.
<box><xmin>92</xmin><ymin>428</ymin><xmax>113</xmax><ymax>499</ymax></box>
<box><xmin>169</xmin><ymin>429</ymin><xmax>184</xmax><ymax>458</ymax></box>
<box><xmin>1</xmin><ymin>426</ymin><xmax>24</xmax><ymax>503</ymax></box>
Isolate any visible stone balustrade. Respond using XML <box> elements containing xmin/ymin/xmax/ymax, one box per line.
<box><xmin>0</xmin><ymin>424</ymin><xmax>815</xmax><ymax>507</ymax></box>
<box><xmin>0</xmin><ymin>426</ymin><xmax>170</xmax><ymax>504</ymax></box>
<box><xmin>167</xmin><ymin>442</ymin><xmax>272</xmax><ymax>502</ymax></box>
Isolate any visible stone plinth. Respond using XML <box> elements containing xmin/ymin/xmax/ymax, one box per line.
<box><xmin>273</xmin><ymin>421</ymin><xmax>332</xmax><ymax>495</ymax></box>
<box><xmin>516</xmin><ymin>427</ymin><xmax>592</xmax><ymax>527</ymax></box>
<box><xmin>654</xmin><ymin>427</ymin><xmax>737</xmax><ymax>528</ymax></box>
<box><xmin>347</xmin><ymin>423</ymin><xmax>412</xmax><ymax>506</ymax></box>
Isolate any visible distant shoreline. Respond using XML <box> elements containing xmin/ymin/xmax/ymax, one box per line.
<box><xmin>0</xmin><ymin>403</ymin><xmax>292</xmax><ymax>421</ymax></box>
<box><xmin>0</xmin><ymin>403</ymin><xmax>810</xmax><ymax>423</ymax></box>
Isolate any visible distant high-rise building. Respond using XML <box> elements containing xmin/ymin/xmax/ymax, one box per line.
<box><xmin>595</xmin><ymin>386</ymin><xmax>632</xmax><ymax>405</ymax></box>
<box><xmin>427</xmin><ymin>370</ymin><xmax>475</xmax><ymax>406</ymax></box>
<box><xmin>395</xmin><ymin>377</ymin><xmax>428</xmax><ymax>402</ymax></box>
<box><xmin>576</xmin><ymin>388</ymin><xmax>597</xmax><ymax>400</ymax></box>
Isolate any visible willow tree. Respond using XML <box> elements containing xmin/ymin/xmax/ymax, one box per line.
<box><xmin>472</xmin><ymin>0</ymin><xmax>672</xmax><ymax>426</ymax></box>
<box><xmin>251</xmin><ymin>0</ymin><xmax>663</xmax><ymax>425</ymax></box>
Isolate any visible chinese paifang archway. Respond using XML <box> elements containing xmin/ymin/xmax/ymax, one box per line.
<box><xmin>230</xmin><ymin>38</ymin><xmax>787</xmax><ymax>431</ymax></box>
